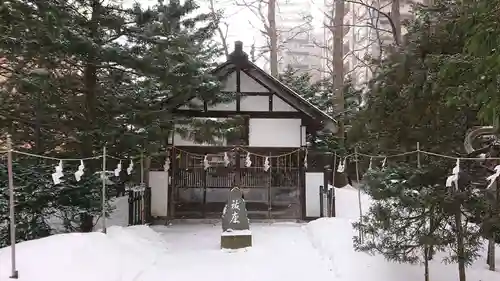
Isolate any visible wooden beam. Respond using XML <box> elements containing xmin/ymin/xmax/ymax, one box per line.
<box><xmin>236</xmin><ymin>70</ymin><xmax>241</xmax><ymax>111</ymax></box>
<box><xmin>173</xmin><ymin>109</ymin><xmax>309</xmax><ymax>119</ymax></box>
<box><xmin>240</xmin><ymin>92</ymin><xmax>271</xmax><ymax>96</ymax></box>
<box><xmin>172</xmin><ymin>146</ymin><xmax>302</xmax><ymax>155</ymax></box>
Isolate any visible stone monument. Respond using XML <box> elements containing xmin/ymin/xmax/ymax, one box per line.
<box><xmin>221</xmin><ymin>186</ymin><xmax>252</xmax><ymax>249</ymax></box>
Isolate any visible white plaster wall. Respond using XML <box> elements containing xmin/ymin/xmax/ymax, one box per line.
<box><xmin>149</xmin><ymin>171</ymin><xmax>169</xmax><ymax>218</ymax></box>
<box><xmin>272</xmin><ymin>95</ymin><xmax>297</xmax><ymax>112</ymax></box>
<box><xmin>305</xmin><ymin>172</ymin><xmax>322</xmax><ymax>217</ymax></box>
<box><xmin>240</xmin><ymin>95</ymin><xmax>269</xmax><ymax>111</ymax></box>
<box><xmin>240</xmin><ymin>71</ymin><xmax>269</xmax><ymax>92</ymax></box>
<box><xmin>249</xmin><ymin>118</ymin><xmax>301</xmax><ymax>147</ymax></box>
<box><xmin>222</xmin><ymin>71</ymin><xmax>237</xmax><ymax>92</ymax></box>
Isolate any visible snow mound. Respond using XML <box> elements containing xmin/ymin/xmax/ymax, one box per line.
<box><xmin>306</xmin><ymin>186</ymin><xmax>500</xmax><ymax>281</ymax></box>
<box><xmin>0</xmin><ymin>225</ymin><xmax>167</xmax><ymax>281</ymax></box>
<box><xmin>334</xmin><ymin>185</ymin><xmax>373</xmax><ymax>219</ymax></box>
<box><xmin>95</xmin><ymin>195</ymin><xmax>130</xmax><ymax>229</ymax></box>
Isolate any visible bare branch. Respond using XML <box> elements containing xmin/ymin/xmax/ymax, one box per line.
<box><xmin>208</xmin><ymin>0</ymin><xmax>230</xmax><ymax>58</ymax></box>
<box><xmin>342</xmin><ymin>0</ymin><xmax>400</xmax><ymax>45</ymax></box>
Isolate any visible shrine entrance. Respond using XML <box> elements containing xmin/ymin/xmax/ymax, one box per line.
<box><xmin>169</xmin><ymin>146</ymin><xmax>304</xmax><ymax>220</ymax></box>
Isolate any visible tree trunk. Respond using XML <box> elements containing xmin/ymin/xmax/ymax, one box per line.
<box><xmin>454</xmin><ymin>205</ymin><xmax>467</xmax><ymax>281</ymax></box>
<box><xmin>35</xmin><ymin>88</ymin><xmax>42</xmax><ymax>155</ymax></box>
<box><xmin>428</xmin><ymin>207</ymin><xmax>436</xmax><ymax>260</ymax></box>
<box><xmin>487</xmin><ymin>180</ymin><xmax>498</xmax><ymax>271</ymax></box>
<box><xmin>80</xmin><ymin>0</ymin><xmax>101</xmax><ymax>232</ymax></box>
<box><xmin>250</xmin><ymin>43</ymin><xmax>257</xmax><ymax>62</ymax></box>
<box><xmin>268</xmin><ymin>0</ymin><xmax>278</xmax><ymax>77</ymax></box>
<box><xmin>423</xmin><ymin>246</ymin><xmax>430</xmax><ymax>281</ymax></box>
<box><xmin>487</xmin><ymin>237</ymin><xmax>495</xmax><ymax>270</ymax></box>
<box><xmin>79</xmin><ymin>213</ymin><xmax>94</xmax><ymax>232</ymax></box>
<box><xmin>333</xmin><ymin>0</ymin><xmax>345</xmax><ymax>141</ymax></box>
<box><xmin>209</xmin><ymin>0</ymin><xmax>229</xmax><ymax>59</ymax></box>
<box><xmin>332</xmin><ymin>0</ymin><xmax>347</xmax><ymax>187</ymax></box>
<box><xmin>391</xmin><ymin>0</ymin><xmax>402</xmax><ymax>45</ymax></box>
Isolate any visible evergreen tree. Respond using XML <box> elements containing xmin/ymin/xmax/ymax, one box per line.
<box><xmin>0</xmin><ymin>0</ymin><xmax>233</xmax><ymax>153</ymax></box>
<box><xmin>0</xmin><ymin>161</ymin><xmax>59</xmax><ymax>247</ymax></box>
<box><xmin>278</xmin><ymin>67</ymin><xmax>362</xmax><ymax>152</ymax></box>
<box><xmin>348</xmin><ymin>0</ymin><xmax>500</xmax><ymax>278</ymax></box>
<box><xmin>278</xmin><ymin>67</ymin><xmax>362</xmax><ymax>185</ymax></box>
<box><xmin>354</xmin><ymin>165</ymin><xmax>443</xmax><ymax>281</ymax></box>
<box><xmin>0</xmin><ymin>0</ymin><xmax>232</xmax><ymax>232</ymax></box>
<box><xmin>354</xmin><ymin>164</ymin><xmax>483</xmax><ymax>281</ymax></box>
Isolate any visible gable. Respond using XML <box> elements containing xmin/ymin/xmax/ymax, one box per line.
<box><xmin>221</xmin><ymin>71</ymin><xmax>237</xmax><ymax>92</ymax></box>
<box><xmin>272</xmin><ymin>95</ymin><xmax>296</xmax><ymax>112</ymax></box>
<box><xmin>243</xmin><ymin>67</ymin><xmax>328</xmax><ymax>119</ymax></box>
<box><xmin>239</xmin><ymin>71</ymin><xmax>269</xmax><ymax>92</ymax></box>
<box><xmin>219</xmin><ymin>69</ymin><xmax>270</xmax><ymax>93</ymax></box>
<box><xmin>173</xmin><ymin>52</ymin><xmax>337</xmax><ymax>133</ymax></box>
<box><xmin>177</xmin><ymin>68</ymin><xmax>304</xmax><ymax>114</ymax></box>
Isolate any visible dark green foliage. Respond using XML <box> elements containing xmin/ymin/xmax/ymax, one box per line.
<box><xmin>0</xmin><ymin>158</ymin><xmax>118</xmax><ymax>246</ymax></box>
<box><xmin>354</xmin><ymin>164</ymin><xmax>482</xmax><ymax>267</ymax></box>
<box><xmin>278</xmin><ymin>67</ymin><xmax>362</xmax><ymax>153</ymax></box>
<box><xmin>0</xmin><ymin>0</ymin><xmax>228</xmax><ymax>155</ymax></box>
<box><xmin>349</xmin><ymin>0</ymin><xmax>500</xmax><ymax>277</ymax></box>
<box><xmin>0</xmin><ymin>162</ymin><xmax>55</xmax><ymax>247</ymax></box>
<box><xmin>0</xmin><ymin>0</ymin><xmax>230</xmax><ymax>240</ymax></box>
<box><xmin>348</xmin><ymin>0</ymin><xmax>483</xmax><ymax>156</ymax></box>
<box><xmin>354</xmin><ymin>165</ymin><xmax>444</xmax><ymax>264</ymax></box>
<box><xmin>52</xmin><ymin>170</ymin><xmax>116</xmax><ymax>233</ymax></box>
<box><xmin>278</xmin><ymin>67</ymin><xmax>362</xmax><ymax>119</ymax></box>
<box><xmin>419</xmin><ymin>0</ymin><xmax>500</xmax><ymax>123</ymax></box>
<box><xmin>459</xmin><ymin>159</ymin><xmax>500</xmax><ymax>245</ymax></box>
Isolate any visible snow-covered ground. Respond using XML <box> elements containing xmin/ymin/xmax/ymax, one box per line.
<box><xmin>0</xmin><ymin>187</ymin><xmax>499</xmax><ymax>281</ymax></box>
<box><xmin>143</xmin><ymin>223</ymin><xmax>335</xmax><ymax>281</ymax></box>
<box><xmin>308</xmin><ymin>187</ymin><xmax>500</xmax><ymax>281</ymax></box>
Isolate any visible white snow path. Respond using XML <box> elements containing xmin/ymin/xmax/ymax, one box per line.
<box><xmin>138</xmin><ymin>223</ymin><xmax>336</xmax><ymax>281</ymax></box>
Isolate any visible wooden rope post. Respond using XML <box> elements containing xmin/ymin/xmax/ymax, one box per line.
<box><xmin>331</xmin><ymin>152</ymin><xmax>337</xmax><ymax>217</ymax></box>
<box><xmin>102</xmin><ymin>146</ymin><xmax>107</xmax><ymax>233</ymax></box>
<box><xmin>140</xmin><ymin>152</ymin><xmax>144</xmax><ymax>186</ymax></box>
<box><xmin>417</xmin><ymin>142</ymin><xmax>421</xmax><ymax>168</ymax></box>
<box><xmin>140</xmin><ymin>152</ymin><xmax>145</xmax><ymax>224</ymax></box>
<box><xmin>7</xmin><ymin>135</ymin><xmax>19</xmax><ymax>279</ymax></box>
<box><xmin>354</xmin><ymin>147</ymin><xmax>363</xmax><ymax>242</ymax></box>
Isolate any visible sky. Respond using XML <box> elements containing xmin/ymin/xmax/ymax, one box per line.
<box><xmin>123</xmin><ymin>0</ymin><xmax>329</xmax><ymax>67</ymax></box>
<box><xmin>123</xmin><ymin>0</ymin><xmax>259</xmax><ymax>54</ymax></box>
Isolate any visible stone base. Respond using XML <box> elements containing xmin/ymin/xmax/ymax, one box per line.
<box><xmin>221</xmin><ymin>233</ymin><xmax>252</xmax><ymax>249</ymax></box>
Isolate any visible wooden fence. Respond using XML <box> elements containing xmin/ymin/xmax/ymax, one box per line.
<box><xmin>128</xmin><ymin>187</ymin><xmax>152</xmax><ymax>225</ymax></box>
